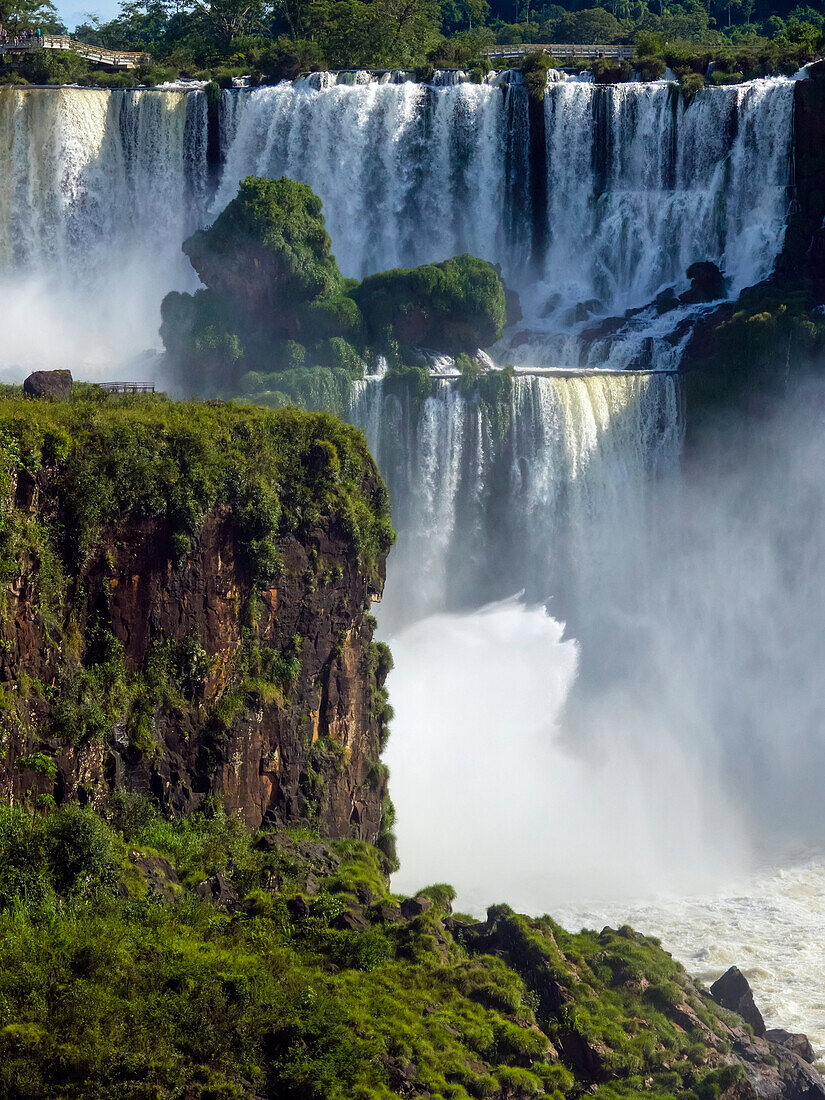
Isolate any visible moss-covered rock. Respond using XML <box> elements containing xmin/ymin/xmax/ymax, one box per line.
<box><xmin>0</xmin><ymin>390</ymin><xmax>395</xmax><ymax>835</ymax></box>
<box><xmin>0</xmin><ymin>798</ymin><xmax>818</xmax><ymax>1100</ymax></box>
<box><xmin>161</xmin><ymin>177</ymin><xmax>509</xmax><ymax>401</ymax></box>
<box><xmin>352</xmin><ymin>254</ymin><xmax>508</xmax><ymax>355</ymax></box>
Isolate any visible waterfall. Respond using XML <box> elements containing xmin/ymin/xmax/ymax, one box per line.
<box><xmin>0</xmin><ymin>87</ymin><xmax>207</xmax><ymax>373</ymax></box>
<box><xmin>352</xmin><ymin>371</ymin><xmax>682</xmax><ymax>626</ymax></box>
<box><xmin>0</xmin><ymin>77</ymin><xmax>795</xmax><ymax>373</ymax></box>
<box><xmin>217</xmin><ymin>76</ymin><xmax>794</xmax><ymax>367</ymax></box>
<box><xmin>539</xmin><ymin>78</ymin><xmax>794</xmax><ymax>317</ymax></box>
<box><xmin>215</xmin><ymin>80</ymin><xmax>511</xmax><ymax>280</ymax></box>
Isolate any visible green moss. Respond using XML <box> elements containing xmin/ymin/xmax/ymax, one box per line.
<box><xmin>0</xmin><ymin>798</ymin><xmax>774</xmax><ymax>1099</ymax></box>
<box><xmin>163</xmin><ymin>178</ymin><xmax>506</xmax><ymax>400</ymax></box>
<box><xmin>353</xmin><ymin>254</ymin><xmax>506</xmax><ymax>355</ymax></box>
<box><xmin>0</xmin><ymin>393</ymin><xmax>391</xmax><ymax>586</ymax></box>
<box><xmin>520</xmin><ymin>51</ymin><xmax>557</xmax><ymax>100</ymax></box>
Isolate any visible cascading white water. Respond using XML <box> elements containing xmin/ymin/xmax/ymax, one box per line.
<box><xmin>0</xmin><ymin>76</ymin><xmax>795</xmax><ymax>373</ymax></box>
<box><xmin>0</xmin><ymin>87</ymin><xmax>206</xmax><ymax>374</ymax></box>
<box><xmin>215</xmin><ymin>80</ymin><xmax>512</xmax><ymax>279</ymax></box>
<box><xmin>217</xmin><ymin>75</ymin><xmax>794</xmax><ymax>368</ymax></box>
<box><xmin>352</xmin><ymin>371</ymin><xmax>682</xmax><ymax>625</ymax></box>
<box><xmin>0</xmin><ymin>71</ymin><xmax>823</xmax><ymax>1060</ymax></box>
<box><xmin>541</xmin><ymin>79</ymin><xmax>793</xmax><ymax>313</ymax></box>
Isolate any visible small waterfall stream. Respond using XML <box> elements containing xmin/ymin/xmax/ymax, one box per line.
<box><xmin>352</xmin><ymin>371</ymin><xmax>682</xmax><ymax>624</ymax></box>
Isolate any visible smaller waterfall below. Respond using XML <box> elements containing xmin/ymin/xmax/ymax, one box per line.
<box><xmin>352</xmin><ymin>371</ymin><xmax>682</xmax><ymax>625</ymax></box>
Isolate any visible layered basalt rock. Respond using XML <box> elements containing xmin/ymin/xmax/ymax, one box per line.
<box><xmin>0</xmin><ymin>397</ymin><xmax>394</xmax><ymax>848</ymax></box>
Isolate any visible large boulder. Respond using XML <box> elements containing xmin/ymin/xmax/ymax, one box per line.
<box><xmin>400</xmin><ymin>895</ymin><xmax>433</xmax><ymax>919</ymax></box>
<box><xmin>710</xmin><ymin>966</ymin><xmax>767</xmax><ymax>1037</ymax></box>
<box><xmin>767</xmin><ymin>1029</ymin><xmax>817</xmax><ymax>1065</ymax></box>
<box><xmin>679</xmin><ymin>261</ymin><xmax>728</xmax><ymax>305</ymax></box>
<box><xmin>194</xmin><ymin>872</ymin><xmax>240</xmax><ymax>910</ymax></box>
<box><xmin>128</xmin><ymin>853</ymin><xmax>180</xmax><ymax>900</ymax></box>
<box><xmin>23</xmin><ymin>369</ymin><xmax>72</xmax><ymax>400</ymax></box>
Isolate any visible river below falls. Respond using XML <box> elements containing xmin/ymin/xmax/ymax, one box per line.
<box><xmin>553</xmin><ymin>857</ymin><xmax>825</xmax><ymax>1068</ymax></box>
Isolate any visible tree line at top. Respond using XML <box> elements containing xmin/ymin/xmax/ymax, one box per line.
<box><xmin>0</xmin><ymin>0</ymin><xmax>821</xmax><ymax>84</ymax></box>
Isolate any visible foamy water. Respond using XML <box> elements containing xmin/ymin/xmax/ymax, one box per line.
<box><xmin>554</xmin><ymin>859</ymin><xmax>825</xmax><ymax>1066</ymax></box>
<box><xmin>385</xmin><ymin>601</ymin><xmax>825</xmax><ymax>1068</ymax></box>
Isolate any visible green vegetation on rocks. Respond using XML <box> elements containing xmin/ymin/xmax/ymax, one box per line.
<box><xmin>161</xmin><ymin>176</ymin><xmax>510</xmax><ymax>404</ymax></box>
<box><xmin>0</xmin><ymin>387</ymin><xmax>391</xmax><ymax>585</ymax></box>
<box><xmin>0</xmin><ymin>795</ymin><xmax>789</xmax><ymax>1100</ymax></box>
<box><xmin>353</xmin><ymin>255</ymin><xmax>507</xmax><ymax>354</ymax></box>
<box><xmin>0</xmin><ymin>388</ymin><xmax>393</xmax><ymax>772</ymax></box>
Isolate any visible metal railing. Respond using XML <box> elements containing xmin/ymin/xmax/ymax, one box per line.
<box><xmin>100</xmin><ymin>382</ymin><xmax>156</xmax><ymax>393</ymax></box>
<box><xmin>0</xmin><ymin>34</ymin><xmax>151</xmax><ymax>69</ymax></box>
<box><xmin>486</xmin><ymin>43</ymin><xmax>635</xmax><ymax>60</ymax></box>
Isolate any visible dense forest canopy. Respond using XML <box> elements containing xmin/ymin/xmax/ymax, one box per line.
<box><xmin>1</xmin><ymin>0</ymin><xmax>821</xmax><ymax>81</ymax></box>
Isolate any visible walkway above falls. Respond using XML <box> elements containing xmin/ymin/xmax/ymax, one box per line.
<box><xmin>0</xmin><ymin>34</ymin><xmax>150</xmax><ymax>69</ymax></box>
<box><xmin>485</xmin><ymin>42</ymin><xmax>635</xmax><ymax>60</ymax></box>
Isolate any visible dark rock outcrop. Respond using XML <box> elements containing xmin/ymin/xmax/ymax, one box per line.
<box><xmin>711</xmin><ymin>966</ymin><xmax>767</xmax><ymax>1037</ymax></box>
<box><xmin>129</xmin><ymin>853</ymin><xmax>180</xmax><ymax>899</ymax></box>
<box><xmin>0</xmin><ymin>404</ymin><xmax>393</xmax><ymax>849</ymax></box>
<box><xmin>399</xmin><ymin>895</ymin><xmax>433</xmax><ymax>919</ymax></box>
<box><xmin>768</xmin><ymin>1030</ymin><xmax>817</xmax><ymax>1065</ymax></box>
<box><xmin>1</xmin><ymin>507</ymin><xmax>389</xmax><ymax>839</ymax></box>
<box><xmin>679</xmin><ymin>261</ymin><xmax>727</xmax><ymax>304</ymax></box>
<box><xmin>194</xmin><ymin>872</ymin><xmax>240</xmax><ymax>909</ymax></box>
<box><xmin>23</xmin><ymin>369</ymin><xmax>72</xmax><ymax>400</ymax></box>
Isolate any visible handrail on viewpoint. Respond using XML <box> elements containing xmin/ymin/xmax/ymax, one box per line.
<box><xmin>100</xmin><ymin>382</ymin><xmax>156</xmax><ymax>393</ymax></box>
<box><xmin>486</xmin><ymin>43</ymin><xmax>635</xmax><ymax>60</ymax></box>
<box><xmin>0</xmin><ymin>34</ymin><xmax>151</xmax><ymax>69</ymax></box>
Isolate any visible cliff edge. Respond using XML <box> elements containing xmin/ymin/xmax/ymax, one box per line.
<box><xmin>0</xmin><ymin>389</ymin><xmax>395</xmax><ymax>855</ymax></box>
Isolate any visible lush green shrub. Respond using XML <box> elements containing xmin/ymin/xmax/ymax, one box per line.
<box><xmin>164</xmin><ymin>178</ymin><xmax>507</xmax><ymax>396</ymax></box>
<box><xmin>711</xmin><ymin>69</ymin><xmax>745</xmax><ymax>84</ymax></box>
<box><xmin>636</xmin><ymin>55</ymin><xmax>667</xmax><ymax>80</ymax></box>
<box><xmin>352</xmin><ymin>254</ymin><xmax>507</xmax><ymax>354</ymax></box>
<box><xmin>680</xmin><ymin>71</ymin><xmax>707</xmax><ymax>101</ymax></box>
<box><xmin>520</xmin><ymin>50</ymin><xmax>556</xmax><ymax>99</ymax></box>
<box><xmin>591</xmin><ymin>57</ymin><xmax>633</xmax><ymax>83</ymax></box>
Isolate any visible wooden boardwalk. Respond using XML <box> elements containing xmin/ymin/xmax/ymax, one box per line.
<box><xmin>0</xmin><ymin>34</ymin><xmax>150</xmax><ymax>69</ymax></box>
<box><xmin>486</xmin><ymin>43</ymin><xmax>635</xmax><ymax>61</ymax></box>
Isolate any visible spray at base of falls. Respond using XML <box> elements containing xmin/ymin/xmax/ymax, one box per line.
<box><xmin>381</xmin><ymin>375</ymin><xmax>825</xmax><ymax>1062</ymax></box>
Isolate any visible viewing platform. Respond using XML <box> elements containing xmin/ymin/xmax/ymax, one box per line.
<box><xmin>485</xmin><ymin>43</ymin><xmax>635</xmax><ymax>60</ymax></box>
<box><xmin>100</xmin><ymin>382</ymin><xmax>156</xmax><ymax>393</ymax></box>
<box><xmin>0</xmin><ymin>34</ymin><xmax>150</xmax><ymax>69</ymax></box>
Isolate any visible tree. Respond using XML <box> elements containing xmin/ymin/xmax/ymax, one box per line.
<box><xmin>0</xmin><ymin>0</ymin><xmax>61</xmax><ymax>32</ymax></box>
<box><xmin>439</xmin><ymin>0</ymin><xmax>490</xmax><ymax>35</ymax></box>
<box><xmin>15</xmin><ymin>752</ymin><xmax>57</xmax><ymax>816</ymax></box>
<box><xmin>193</xmin><ymin>0</ymin><xmax>262</xmax><ymax>44</ymax></box>
<box><xmin>557</xmin><ymin>6</ymin><xmax>624</xmax><ymax>43</ymax></box>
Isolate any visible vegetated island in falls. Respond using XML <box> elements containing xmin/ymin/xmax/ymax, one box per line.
<box><xmin>0</xmin><ymin>385</ymin><xmax>824</xmax><ymax>1100</ymax></box>
<box><xmin>160</xmin><ymin>172</ymin><xmax>519</xmax><ymax>417</ymax></box>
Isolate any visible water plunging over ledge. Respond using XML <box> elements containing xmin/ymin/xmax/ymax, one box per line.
<box><xmin>0</xmin><ymin>76</ymin><xmax>795</xmax><ymax>374</ymax></box>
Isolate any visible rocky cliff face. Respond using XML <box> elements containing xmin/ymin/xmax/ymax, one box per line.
<box><xmin>0</xmin><ymin>394</ymin><xmax>395</xmax><ymax>853</ymax></box>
